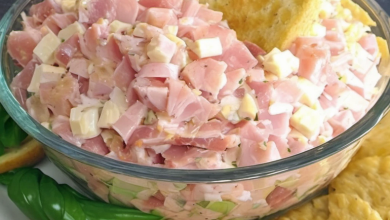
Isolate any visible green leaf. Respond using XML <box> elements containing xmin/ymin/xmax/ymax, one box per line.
<box><xmin>0</xmin><ymin>104</ymin><xmax>27</xmax><ymax>148</ymax></box>
<box><xmin>40</xmin><ymin>175</ymin><xmax>65</xmax><ymax>220</ymax></box>
<box><xmin>0</xmin><ymin>140</ymin><xmax>4</xmax><ymax>157</ymax></box>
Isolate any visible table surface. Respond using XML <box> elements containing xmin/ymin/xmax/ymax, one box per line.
<box><xmin>0</xmin><ymin>0</ymin><xmax>390</xmax><ymax>220</ymax></box>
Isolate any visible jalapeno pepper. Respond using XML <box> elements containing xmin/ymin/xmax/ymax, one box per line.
<box><xmin>0</xmin><ymin>168</ymin><xmax>162</xmax><ymax>220</ymax></box>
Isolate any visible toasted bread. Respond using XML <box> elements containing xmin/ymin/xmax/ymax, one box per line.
<box><xmin>200</xmin><ymin>0</ymin><xmax>323</xmax><ymax>52</ymax></box>
<box><xmin>340</xmin><ymin>0</ymin><xmax>376</xmax><ymax>26</ymax></box>
<box><xmin>0</xmin><ymin>139</ymin><xmax>45</xmax><ymax>174</ymax></box>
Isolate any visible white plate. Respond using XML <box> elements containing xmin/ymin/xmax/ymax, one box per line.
<box><xmin>0</xmin><ymin>158</ymin><xmax>78</xmax><ymax>220</ymax></box>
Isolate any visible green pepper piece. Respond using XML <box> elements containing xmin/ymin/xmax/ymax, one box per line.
<box><xmin>59</xmin><ymin>185</ymin><xmax>86</xmax><ymax>220</ymax></box>
<box><xmin>40</xmin><ymin>175</ymin><xmax>65</xmax><ymax>220</ymax></box>
<box><xmin>79</xmin><ymin>200</ymin><xmax>161</xmax><ymax>220</ymax></box>
<box><xmin>9</xmin><ymin>169</ymin><xmax>49</xmax><ymax>220</ymax></box>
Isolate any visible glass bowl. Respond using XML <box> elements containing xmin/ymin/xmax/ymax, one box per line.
<box><xmin>1</xmin><ymin>0</ymin><xmax>390</xmax><ymax>219</ymax></box>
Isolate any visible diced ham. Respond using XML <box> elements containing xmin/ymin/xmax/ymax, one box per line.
<box><xmin>322</xmin><ymin>19</ymin><xmax>343</xmax><ymax>32</ymax></box>
<box><xmin>26</xmin><ymin>95</ymin><xmax>50</xmax><ymax>123</ymax></box>
<box><xmin>145</xmin><ymin>8</ymin><xmax>178</xmax><ymax>28</ymax></box>
<box><xmin>162</xmin><ymin>145</ymin><xmax>199</xmax><ymax>168</ymax></box>
<box><xmin>139</xmin><ymin>0</ymin><xmax>183</xmax><ymax>12</ymax></box>
<box><xmin>238</xmin><ymin>140</ymin><xmax>281</xmax><ymax>167</ymax></box>
<box><xmin>52</xmin><ymin>115</ymin><xmax>85</xmax><ymax>147</ymax></box>
<box><xmin>115</xmin><ymin>0</ymin><xmax>139</xmax><ymax>24</ymax></box>
<box><xmin>266</xmin><ymin>187</ymin><xmax>295</xmax><ymax>209</ymax></box>
<box><xmin>96</xmin><ymin>36</ymin><xmax>123</xmax><ymax>63</ymax></box>
<box><xmin>194</xmin><ymin>24</ymin><xmax>237</xmax><ymax>52</ymax></box>
<box><xmin>325</xmin><ymin>30</ymin><xmax>346</xmax><ymax>56</ymax></box>
<box><xmin>68</xmin><ymin>58</ymin><xmax>90</xmax><ymax>78</ymax></box>
<box><xmin>272</xmin><ymin>78</ymin><xmax>304</xmax><ymax>104</ymax></box>
<box><xmin>249</xmin><ymin>81</ymin><xmax>274</xmax><ymax>109</ymax></box>
<box><xmin>40</xmin><ymin>74</ymin><xmax>80</xmax><ymax>116</ymax></box>
<box><xmin>244</xmin><ymin>41</ymin><xmax>267</xmax><ymax>57</ymax></box>
<box><xmin>11</xmin><ymin>87</ymin><xmax>28</xmax><ymax>110</ymax></box>
<box><xmin>269</xmin><ymin>135</ymin><xmax>291</xmax><ymax>158</ymax></box>
<box><xmin>296</xmin><ymin>43</ymin><xmax>331</xmax><ymax>85</ymax></box>
<box><xmin>180</xmin><ymin>0</ymin><xmax>201</xmax><ymax>17</ymax></box>
<box><xmin>196</xmin><ymin>5</ymin><xmax>223</xmax><ymax>23</ymax></box>
<box><xmin>137</xmin><ymin>63</ymin><xmax>180</xmax><ymax>79</ymax></box>
<box><xmin>359</xmin><ymin>34</ymin><xmax>379</xmax><ymax>56</ymax></box>
<box><xmin>79</xmin><ymin>0</ymin><xmax>117</xmax><ymax>24</ymax></box>
<box><xmin>175</xmin><ymin>135</ymin><xmax>237</xmax><ymax>151</ymax></box>
<box><xmin>177</xmin><ymin>17</ymin><xmax>210</xmax><ymax>40</ymax></box>
<box><xmin>29</xmin><ymin>0</ymin><xmax>62</xmax><ymax>23</ymax></box>
<box><xmin>214</xmin><ymin>40</ymin><xmax>258</xmax><ymax>72</ymax></box>
<box><xmin>239</xmin><ymin>121</ymin><xmax>270</xmax><ymax>143</ymax></box>
<box><xmin>328</xmin><ymin>110</ymin><xmax>356</xmax><ymax>137</ymax></box>
<box><xmin>114</xmin><ymin>34</ymin><xmax>147</xmax><ymax>55</ymax></box>
<box><xmin>113</xmin><ymin>55</ymin><xmax>136</xmax><ymax>91</ymax></box>
<box><xmin>11</xmin><ymin>60</ymin><xmax>38</xmax><ymax>90</ymax></box>
<box><xmin>88</xmin><ymin>63</ymin><xmax>116</xmax><ymax>99</ymax></box>
<box><xmin>78</xmin><ymin>76</ymin><xmax>89</xmax><ymax>95</ymax></box>
<box><xmin>82</xmin><ymin>135</ymin><xmax>110</xmax><ymax>155</ymax></box>
<box><xmin>181</xmin><ymin>58</ymin><xmax>227</xmax><ymax>100</ymax></box>
<box><xmin>258</xmin><ymin>111</ymin><xmax>291</xmax><ymax>138</ymax></box>
<box><xmin>7</xmin><ymin>29</ymin><xmax>42</xmax><ymax>67</ymax></box>
<box><xmin>113</xmin><ymin>101</ymin><xmax>148</xmax><ymax>143</ymax></box>
<box><xmin>55</xmin><ymin>34</ymin><xmax>81</xmax><ymax>67</ymax></box>
<box><xmin>219</xmin><ymin>68</ymin><xmax>246</xmax><ymax>98</ymax></box>
<box><xmin>43</xmin><ymin>13</ymin><xmax>77</xmax><ymax>35</ymax></box>
<box><xmin>134</xmin><ymin>78</ymin><xmax>169</xmax><ymax>112</ymax></box>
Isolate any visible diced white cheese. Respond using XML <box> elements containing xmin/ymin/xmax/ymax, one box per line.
<box><xmin>189</xmin><ymin>37</ymin><xmax>223</xmax><ymax>58</ymax></box>
<box><xmin>291</xmin><ymin>105</ymin><xmax>323</xmax><ymax>139</ymax></box>
<box><xmin>263</xmin><ymin>48</ymin><xmax>300</xmax><ymax>79</ymax></box>
<box><xmin>297</xmin><ymin>77</ymin><xmax>324</xmax><ymax>107</ymax></box>
<box><xmin>33</xmin><ymin>30</ymin><xmax>61</xmax><ymax>64</ymax></box>
<box><xmin>70</xmin><ymin>106</ymin><xmax>101</xmax><ymax>139</ymax></box>
<box><xmin>319</xmin><ymin>0</ymin><xmax>334</xmax><ymax>19</ymax></box>
<box><xmin>41</xmin><ymin>122</ymin><xmax>51</xmax><ymax>130</ymax></box>
<box><xmin>133</xmin><ymin>23</ymin><xmax>148</xmax><ymax>38</ymax></box>
<box><xmin>310</xmin><ymin>23</ymin><xmax>327</xmax><ymax>38</ymax></box>
<box><xmin>98</xmin><ymin>101</ymin><xmax>121</xmax><ymax>129</ymax></box>
<box><xmin>109</xmin><ymin>20</ymin><xmax>133</xmax><ymax>34</ymax></box>
<box><xmin>288</xmin><ymin>129</ymin><xmax>309</xmax><ymax>144</ymax></box>
<box><xmin>147</xmin><ymin>35</ymin><xmax>176</xmax><ymax>63</ymax></box>
<box><xmin>109</xmin><ymin>87</ymin><xmax>129</xmax><ymax>113</ymax></box>
<box><xmin>238</xmin><ymin>93</ymin><xmax>258</xmax><ymax>120</ymax></box>
<box><xmin>61</xmin><ymin>0</ymin><xmax>77</xmax><ymax>12</ymax></box>
<box><xmin>220</xmin><ymin>96</ymin><xmax>241</xmax><ymax>123</ymax></box>
<box><xmin>342</xmin><ymin>91</ymin><xmax>369</xmax><ymax>112</ymax></box>
<box><xmin>163</xmin><ymin>25</ymin><xmax>179</xmax><ymax>36</ymax></box>
<box><xmin>27</xmin><ymin>64</ymin><xmax>66</xmax><ymax>93</ymax></box>
<box><xmin>268</xmin><ymin>102</ymin><xmax>294</xmax><ymax>115</ymax></box>
<box><xmin>58</xmin><ymin>21</ymin><xmax>86</xmax><ymax>41</ymax></box>
<box><xmin>165</xmin><ymin>33</ymin><xmax>186</xmax><ymax>47</ymax></box>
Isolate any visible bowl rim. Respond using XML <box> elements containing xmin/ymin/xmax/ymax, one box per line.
<box><xmin>1</xmin><ymin>0</ymin><xmax>390</xmax><ymax>183</ymax></box>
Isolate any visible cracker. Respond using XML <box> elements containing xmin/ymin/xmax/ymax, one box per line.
<box><xmin>376</xmin><ymin>37</ymin><xmax>390</xmax><ymax>75</ymax></box>
<box><xmin>200</xmin><ymin>0</ymin><xmax>323</xmax><ymax>52</ymax></box>
<box><xmin>353</xmin><ymin>113</ymin><xmax>390</xmax><ymax>161</ymax></box>
<box><xmin>276</xmin><ymin>196</ymin><xmax>329</xmax><ymax>220</ymax></box>
<box><xmin>328</xmin><ymin>193</ymin><xmax>382</xmax><ymax>220</ymax></box>
<box><xmin>329</xmin><ymin>156</ymin><xmax>390</xmax><ymax>219</ymax></box>
<box><xmin>340</xmin><ymin>0</ymin><xmax>376</xmax><ymax>26</ymax></box>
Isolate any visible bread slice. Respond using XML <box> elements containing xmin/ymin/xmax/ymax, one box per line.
<box><xmin>200</xmin><ymin>0</ymin><xmax>323</xmax><ymax>52</ymax></box>
<box><xmin>0</xmin><ymin>139</ymin><xmax>45</xmax><ymax>173</ymax></box>
<box><xmin>340</xmin><ymin>0</ymin><xmax>376</xmax><ymax>26</ymax></box>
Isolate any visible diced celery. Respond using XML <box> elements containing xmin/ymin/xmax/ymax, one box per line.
<box><xmin>108</xmin><ymin>193</ymin><xmax>127</xmax><ymax>207</ymax></box>
<box><xmin>197</xmin><ymin>201</ymin><xmax>237</xmax><ymax>215</ymax></box>
<box><xmin>150</xmin><ymin>210</ymin><xmax>163</xmax><ymax>217</ymax></box>
<box><xmin>173</xmin><ymin>183</ymin><xmax>187</xmax><ymax>191</ymax></box>
<box><xmin>207</xmin><ymin>201</ymin><xmax>236</xmax><ymax>214</ymax></box>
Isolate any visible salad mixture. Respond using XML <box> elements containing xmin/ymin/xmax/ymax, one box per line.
<box><xmin>7</xmin><ymin>0</ymin><xmax>383</xmax><ymax>170</ymax></box>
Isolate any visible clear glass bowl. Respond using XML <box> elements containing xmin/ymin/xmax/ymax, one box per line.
<box><xmin>1</xmin><ymin>0</ymin><xmax>390</xmax><ymax>219</ymax></box>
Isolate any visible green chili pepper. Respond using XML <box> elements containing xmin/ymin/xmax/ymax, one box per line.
<box><xmin>0</xmin><ymin>104</ymin><xmax>28</xmax><ymax>155</ymax></box>
<box><xmin>0</xmin><ymin>168</ymin><xmax>162</xmax><ymax>220</ymax></box>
